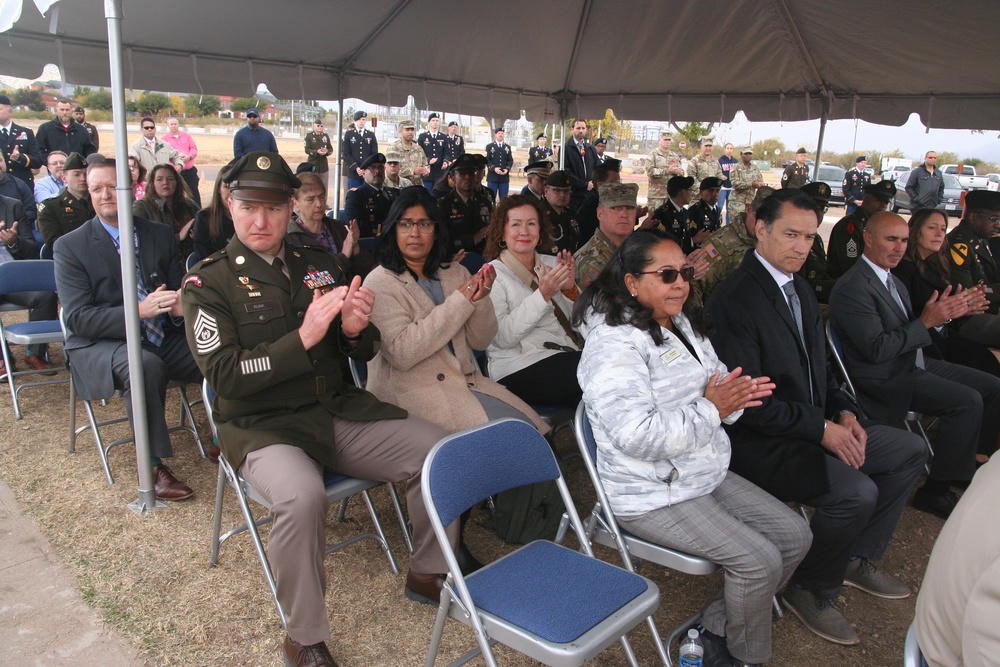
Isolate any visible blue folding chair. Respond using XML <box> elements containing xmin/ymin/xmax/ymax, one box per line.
<box><xmin>185</xmin><ymin>252</ymin><xmax>199</xmax><ymax>271</ymax></box>
<box><xmin>0</xmin><ymin>260</ymin><xmax>68</xmax><ymax>419</ymax></box>
<box><xmin>203</xmin><ymin>380</ymin><xmax>413</xmax><ymax>627</ymax></box>
<box><xmin>39</xmin><ymin>243</ymin><xmax>53</xmax><ymax>260</ymax></box>
<box><xmin>421</xmin><ymin>418</ymin><xmax>660</xmax><ymax>667</ymax></box>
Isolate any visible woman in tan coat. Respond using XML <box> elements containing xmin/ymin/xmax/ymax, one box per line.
<box><xmin>362</xmin><ymin>186</ymin><xmax>547</xmax><ymax>435</ymax></box>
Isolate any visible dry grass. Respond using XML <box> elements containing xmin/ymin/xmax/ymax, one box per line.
<box><xmin>0</xmin><ymin>306</ymin><xmax>941</xmax><ymax>666</ymax></box>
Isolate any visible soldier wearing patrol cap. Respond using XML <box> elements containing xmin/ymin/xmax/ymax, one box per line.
<box><xmin>520</xmin><ymin>159</ymin><xmax>552</xmax><ymax>200</ymax></box>
<box><xmin>344</xmin><ymin>153</ymin><xmax>395</xmax><ymax>238</ymax></box>
<box><xmin>181</xmin><ymin>150</ymin><xmax>459</xmax><ymax>666</ymax></box>
<box><xmin>529</xmin><ymin>132</ymin><xmax>553</xmax><ymax>164</ymax></box>
<box><xmin>388</xmin><ymin>119</ymin><xmax>429</xmax><ymax>185</ymax></box>
<box><xmin>383</xmin><ymin>151</ymin><xmax>413</xmax><ymax>190</ymax></box>
<box><xmin>796</xmin><ymin>181</ymin><xmax>838</xmax><ymax>305</ymax></box>
<box><xmin>437</xmin><ymin>153</ymin><xmax>494</xmax><ymax>254</ymax></box>
<box><xmin>650</xmin><ymin>175</ymin><xmax>694</xmax><ymax>245</ymax></box>
<box><xmin>686</xmin><ymin>137</ymin><xmax>724</xmax><ymax>201</ymax></box>
<box><xmin>781</xmin><ymin>148</ymin><xmax>810</xmax><ymax>189</ymax></box>
<box><xmin>573</xmin><ymin>181</ymin><xmax>639</xmax><ymax>286</ymax></box>
<box><xmin>342</xmin><ymin>110</ymin><xmax>378</xmax><ymax>190</ymax></box>
<box><xmin>729</xmin><ymin>147</ymin><xmax>764</xmax><ymax>220</ymax></box>
<box><xmin>843</xmin><ymin>155</ymin><xmax>871</xmax><ymax>214</ymax></box>
<box><xmin>685</xmin><ymin>176</ymin><xmax>724</xmax><ymax>253</ymax></box>
<box><xmin>417</xmin><ymin>113</ymin><xmax>447</xmax><ymax>191</ymax></box>
<box><xmin>948</xmin><ymin>190</ymin><xmax>1000</xmax><ymax>345</ymax></box>
<box><xmin>37</xmin><ymin>151</ymin><xmax>94</xmax><ymax>248</ymax></box>
<box><xmin>541</xmin><ymin>170</ymin><xmax>580</xmax><ymax>254</ymax></box>
<box><xmin>827</xmin><ymin>178</ymin><xmax>896</xmax><ymax>279</ymax></box>
<box><xmin>442</xmin><ymin>121</ymin><xmax>465</xmax><ymax>166</ymax></box>
<box><xmin>645</xmin><ymin>129</ymin><xmax>683</xmax><ymax>211</ymax></box>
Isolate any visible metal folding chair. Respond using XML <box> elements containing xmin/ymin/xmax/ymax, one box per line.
<box><xmin>421</xmin><ymin>418</ymin><xmax>660</xmax><ymax>667</ymax></box>
<box><xmin>0</xmin><ymin>260</ymin><xmax>68</xmax><ymax>419</ymax></box>
<box><xmin>60</xmin><ymin>309</ymin><xmax>206</xmax><ymax>483</ymax></box>
<box><xmin>203</xmin><ymin>380</ymin><xmax>411</xmax><ymax>627</ymax></box>
<box><xmin>903</xmin><ymin>620</ymin><xmax>922</xmax><ymax>667</ymax></box>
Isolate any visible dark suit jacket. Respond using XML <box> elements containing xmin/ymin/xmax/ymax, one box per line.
<box><xmin>0</xmin><ymin>194</ymin><xmax>39</xmax><ymax>259</ymax></box>
<box><xmin>54</xmin><ymin>216</ymin><xmax>183</xmax><ymax>400</ymax></box>
<box><xmin>35</xmin><ymin>118</ymin><xmax>96</xmax><ymax>160</ymax></box>
<box><xmin>1</xmin><ymin>122</ymin><xmax>43</xmax><ymax>185</ymax></box>
<box><xmin>707</xmin><ymin>251</ymin><xmax>856</xmax><ymax>500</ymax></box>
<box><xmin>563</xmin><ymin>140</ymin><xmax>596</xmax><ymax>195</ymax></box>
<box><xmin>829</xmin><ymin>256</ymin><xmax>932</xmax><ymax>425</ymax></box>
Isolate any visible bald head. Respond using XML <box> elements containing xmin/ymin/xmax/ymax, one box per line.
<box><xmin>863</xmin><ymin>211</ymin><xmax>909</xmax><ymax>270</ymax></box>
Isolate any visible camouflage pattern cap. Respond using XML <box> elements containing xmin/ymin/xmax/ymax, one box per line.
<box><xmin>598</xmin><ymin>181</ymin><xmax>639</xmax><ymax>208</ymax></box>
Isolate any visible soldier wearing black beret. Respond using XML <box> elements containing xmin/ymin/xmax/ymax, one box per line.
<box><xmin>437</xmin><ymin>153</ymin><xmax>494</xmax><ymax>254</ymax></box>
<box><xmin>341</xmin><ymin>110</ymin><xmax>378</xmax><ymax>190</ymax></box>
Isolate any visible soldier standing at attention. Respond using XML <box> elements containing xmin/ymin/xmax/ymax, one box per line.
<box><xmin>485</xmin><ymin>127</ymin><xmax>514</xmax><ymax>201</ymax></box>
<box><xmin>304</xmin><ymin>120</ymin><xmax>333</xmax><ymax>189</ymax></box>
<box><xmin>729</xmin><ymin>147</ymin><xmax>763</xmax><ymax>224</ymax></box>
<box><xmin>417</xmin><ymin>113</ymin><xmax>447</xmax><ymax>192</ymax></box>
<box><xmin>442</xmin><ymin>121</ymin><xmax>465</xmax><ymax>169</ymax></box>
<box><xmin>388</xmin><ymin>120</ymin><xmax>429</xmax><ymax>187</ymax></box>
<box><xmin>593</xmin><ymin>137</ymin><xmax>608</xmax><ymax>166</ymax></box>
<box><xmin>645</xmin><ymin>130</ymin><xmax>683</xmax><ymax>211</ymax></box>
<box><xmin>843</xmin><ymin>155</ymin><xmax>871</xmax><ymax>215</ymax></box>
<box><xmin>529</xmin><ymin>133</ymin><xmax>553</xmax><ymax>164</ymax></box>
<box><xmin>782</xmin><ymin>148</ymin><xmax>810</xmax><ymax>189</ymax></box>
<box><xmin>342</xmin><ymin>111</ymin><xmax>378</xmax><ymax>190</ymax></box>
<box><xmin>686</xmin><ymin>137</ymin><xmax>723</xmax><ymax>202</ymax></box>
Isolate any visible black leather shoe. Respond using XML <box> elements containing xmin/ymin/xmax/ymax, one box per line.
<box><xmin>404</xmin><ymin>570</ymin><xmax>444</xmax><ymax>605</ymax></box>
<box><xmin>912</xmin><ymin>487</ymin><xmax>958</xmax><ymax>519</ymax></box>
<box><xmin>697</xmin><ymin>625</ymin><xmax>732</xmax><ymax>667</ymax></box>
<box><xmin>456</xmin><ymin>542</ymin><xmax>483</xmax><ymax>575</ymax></box>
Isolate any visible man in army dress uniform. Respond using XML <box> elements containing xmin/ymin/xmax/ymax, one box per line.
<box><xmin>520</xmin><ymin>160</ymin><xmax>551</xmax><ymax>200</ymax></box>
<box><xmin>782</xmin><ymin>148</ymin><xmax>810</xmax><ymax>189</ymax></box>
<box><xmin>686</xmin><ymin>137</ymin><xmax>723</xmax><ymax>202</ymax></box>
<box><xmin>947</xmin><ymin>190</ymin><xmax>1000</xmax><ymax>346</ymax></box>
<box><xmin>485</xmin><ymin>128</ymin><xmax>514</xmax><ymax>201</ymax></box>
<box><xmin>388</xmin><ymin>120</ymin><xmax>429</xmax><ymax>186</ymax></box>
<box><xmin>344</xmin><ymin>154</ymin><xmax>396</xmax><ymax>238</ymax></box>
<box><xmin>437</xmin><ymin>153</ymin><xmax>494</xmax><ymax>255</ymax></box>
<box><xmin>182</xmin><ymin>151</ymin><xmax>459</xmax><ymax>667</ymax></box>
<box><xmin>417</xmin><ymin>113</ymin><xmax>447</xmax><ymax>192</ymax></box>
<box><xmin>685</xmin><ymin>177</ymin><xmax>724</xmax><ymax>253</ymax></box>
<box><xmin>342</xmin><ymin>111</ymin><xmax>378</xmax><ymax>190</ymax></box>
<box><xmin>442</xmin><ymin>121</ymin><xmax>465</xmax><ymax>169</ymax></box>
<box><xmin>593</xmin><ymin>137</ymin><xmax>608</xmax><ymax>165</ymax></box>
<box><xmin>303</xmin><ymin>120</ymin><xmax>333</xmax><ymax>187</ymax></box>
<box><xmin>796</xmin><ymin>181</ymin><xmax>837</xmax><ymax>306</ymax></box>
<box><xmin>645</xmin><ymin>130</ymin><xmax>683</xmax><ymax>211</ymax></box>
<box><xmin>826</xmin><ymin>179</ymin><xmax>895</xmax><ymax>279</ymax></box>
<box><xmin>696</xmin><ymin>186</ymin><xmax>774</xmax><ymax>302</ymax></box>
<box><xmin>73</xmin><ymin>106</ymin><xmax>99</xmax><ymax>152</ymax></box>
<box><xmin>1</xmin><ymin>93</ymin><xmax>43</xmax><ymax>188</ymax></box>
<box><xmin>540</xmin><ymin>170</ymin><xmax>580</xmax><ymax>254</ymax></box>
<box><xmin>383</xmin><ymin>151</ymin><xmax>413</xmax><ymax>190</ymax></box>
<box><xmin>843</xmin><ymin>155</ymin><xmax>871</xmax><ymax>215</ymax></box>
<box><xmin>37</xmin><ymin>152</ymin><xmax>94</xmax><ymax>248</ymax></box>
<box><xmin>729</xmin><ymin>147</ymin><xmax>764</xmax><ymax>225</ymax></box>
<box><xmin>529</xmin><ymin>133</ymin><xmax>553</xmax><ymax>164</ymax></box>
<box><xmin>650</xmin><ymin>175</ymin><xmax>694</xmax><ymax>245</ymax></box>
<box><xmin>574</xmin><ymin>181</ymin><xmax>639</xmax><ymax>286</ymax></box>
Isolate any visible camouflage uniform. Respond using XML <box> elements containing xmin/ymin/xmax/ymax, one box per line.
<box><xmin>645</xmin><ymin>148</ymin><xmax>682</xmax><ymax>211</ymax></box>
<box><xmin>826</xmin><ymin>208</ymin><xmax>871</xmax><ymax>279</ymax></box>
<box><xmin>695</xmin><ymin>218</ymin><xmax>755</xmax><ymax>301</ymax></box>
<box><xmin>729</xmin><ymin>161</ymin><xmax>763</xmax><ymax>219</ymax></box>
<box><xmin>686</xmin><ymin>155</ymin><xmax>723</xmax><ymax>200</ymax></box>
<box><xmin>574</xmin><ymin>228</ymin><xmax>618</xmax><ymax>287</ymax></box>
<box><xmin>385</xmin><ymin>174</ymin><xmax>414</xmax><ymax>189</ymax></box>
<box><xmin>388</xmin><ymin>139</ymin><xmax>429</xmax><ymax>183</ymax></box>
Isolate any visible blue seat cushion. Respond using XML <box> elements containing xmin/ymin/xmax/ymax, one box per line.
<box><xmin>465</xmin><ymin>540</ymin><xmax>648</xmax><ymax>643</ymax></box>
<box><xmin>5</xmin><ymin>320</ymin><xmax>61</xmax><ymax>337</ymax></box>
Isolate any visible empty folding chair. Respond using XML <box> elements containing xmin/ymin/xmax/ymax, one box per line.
<box><xmin>421</xmin><ymin>418</ymin><xmax>660</xmax><ymax>667</ymax></box>
<box><xmin>203</xmin><ymin>379</ymin><xmax>412</xmax><ymax>627</ymax></box>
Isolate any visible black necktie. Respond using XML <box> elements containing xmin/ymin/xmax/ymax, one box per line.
<box><xmin>782</xmin><ymin>281</ymin><xmax>814</xmax><ymax>403</ymax></box>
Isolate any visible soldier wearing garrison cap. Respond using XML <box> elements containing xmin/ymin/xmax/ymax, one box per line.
<box><xmin>344</xmin><ymin>153</ymin><xmax>396</xmax><ymax>238</ymax></box>
<box><xmin>685</xmin><ymin>176</ymin><xmax>725</xmax><ymax>253</ymax></box>
<box><xmin>437</xmin><ymin>153</ymin><xmax>494</xmax><ymax>254</ymax></box>
<box><xmin>843</xmin><ymin>155</ymin><xmax>871</xmax><ymax>214</ymax></box>
<box><xmin>573</xmin><ymin>181</ymin><xmax>639</xmax><ymax>286</ymax></box>
<box><xmin>650</xmin><ymin>175</ymin><xmax>694</xmax><ymax>245</ymax></box>
<box><xmin>342</xmin><ymin>110</ymin><xmax>378</xmax><ymax>190</ymax></box>
<box><xmin>37</xmin><ymin>151</ymin><xmax>94</xmax><ymax>247</ymax></box>
<box><xmin>389</xmin><ymin>119</ymin><xmax>429</xmax><ymax>186</ymax></box>
<box><xmin>541</xmin><ymin>170</ymin><xmax>580</xmax><ymax>254</ymax></box>
<box><xmin>827</xmin><ymin>178</ymin><xmax>896</xmax><ymax>279</ymax></box>
<box><xmin>686</xmin><ymin>137</ymin><xmax>724</xmax><ymax>201</ymax></box>
<box><xmin>183</xmin><ymin>150</ymin><xmax>458</xmax><ymax>665</ymax></box>
<box><xmin>645</xmin><ymin>129</ymin><xmax>683</xmax><ymax>211</ymax></box>
<box><xmin>948</xmin><ymin>190</ymin><xmax>1000</xmax><ymax>337</ymax></box>
<box><xmin>529</xmin><ymin>132</ymin><xmax>554</xmax><ymax>164</ymax></box>
<box><xmin>796</xmin><ymin>181</ymin><xmax>838</xmax><ymax>305</ymax></box>
<box><xmin>520</xmin><ymin>159</ymin><xmax>553</xmax><ymax>200</ymax></box>
<box><xmin>781</xmin><ymin>147</ymin><xmax>811</xmax><ymax>189</ymax></box>
<box><xmin>417</xmin><ymin>113</ymin><xmax>447</xmax><ymax>191</ymax></box>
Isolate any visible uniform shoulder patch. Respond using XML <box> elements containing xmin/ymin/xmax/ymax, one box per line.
<box><xmin>193</xmin><ymin>309</ymin><xmax>222</xmax><ymax>355</ymax></box>
<box><xmin>183</xmin><ymin>274</ymin><xmax>202</xmax><ymax>289</ymax></box>
<box><xmin>951</xmin><ymin>243</ymin><xmax>969</xmax><ymax>266</ymax></box>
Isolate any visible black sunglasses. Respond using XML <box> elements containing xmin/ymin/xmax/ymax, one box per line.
<box><xmin>142</xmin><ymin>125</ymin><xmax>155</xmax><ymax>129</ymax></box>
<box><xmin>636</xmin><ymin>266</ymin><xmax>696</xmax><ymax>284</ymax></box>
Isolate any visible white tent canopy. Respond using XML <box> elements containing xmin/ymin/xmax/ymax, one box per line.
<box><xmin>3</xmin><ymin>0</ymin><xmax>999</xmax><ymax>130</ymax></box>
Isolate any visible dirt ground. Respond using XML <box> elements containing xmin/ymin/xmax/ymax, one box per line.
<box><xmin>0</xmin><ymin>320</ymin><xmax>945</xmax><ymax>667</ymax></box>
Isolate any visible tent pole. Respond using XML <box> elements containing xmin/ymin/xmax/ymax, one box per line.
<box><xmin>104</xmin><ymin>0</ymin><xmax>162</xmax><ymax>515</ymax></box>
<box><xmin>812</xmin><ymin>110</ymin><xmax>828</xmax><ymax>182</ymax></box>
<box><xmin>333</xmin><ymin>82</ymin><xmax>343</xmax><ymax>212</ymax></box>
<box><xmin>559</xmin><ymin>122</ymin><xmax>565</xmax><ymax>170</ymax></box>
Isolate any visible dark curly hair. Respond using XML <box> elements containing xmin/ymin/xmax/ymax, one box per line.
<box><xmin>377</xmin><ymin>186</ymin><xmax>452</xmax><ymax>279</ymax></box>
<box><xmin>572</xmin><ymin>229</ymin><xmax>713</xmax><ymax>345</ymax></box>
<box><xmin>483</xmin><ymin>194</ymin><xmax>552</xmax><ymax>261</ymax></box>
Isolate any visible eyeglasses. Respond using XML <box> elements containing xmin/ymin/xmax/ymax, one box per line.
<box><xmin>636</xmin><ymin>266</ymin><xmax>696</xmax><ymax>284</ymax></box>
<box><xmin>926</xmin><ymin>156</ymin><xmax>937</xmax><ymax>159</ymax></box>
<box><xmin>975</xmin><ymin>212</ymin><xmax>1000</xmax><ymax>225</ymax></box>
<box><xmin>397</xmin><ymin>219</ymin><xmax>435</xmax><ymax>233</ymax></box>
<box><xmin>142</xmin><ymin>125</ymin><xmax>155</xmax><ymax>130</ymax></box>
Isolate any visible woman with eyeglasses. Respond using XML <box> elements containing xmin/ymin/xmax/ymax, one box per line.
<box><xmin>573</xmin><ymin>229</ymin><xmax>811</xmax><ymax>667</ymax></box>
<box><xmin>362</xmin><ymin>186</ymin><xmax>547</xmax><ymax>435</ymax></box>
<box><xmin>481</xmin><ymin>194</ymin><xmax>582</xmax><ymax>407</ymax></box>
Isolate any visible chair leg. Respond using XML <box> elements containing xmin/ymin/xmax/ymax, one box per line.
<box><xmin>335</xmin><ymin>497</ymin><xmax>350</xmax><ymax>522</ymax></box>
<box><xmin>359</xmin><ymin>489</ymin><xmax>400</xmax><ymax>575</ymax></box>
<box><xmin>1</xmin><ymin>339</ymin><xmax>22</xmax><ymax>420</ymax></box>
<box><xmin>209</xmin><ymin>463</ymin><xmax>227</xmax><ymax>567</ymax></box>
<box><xmin>619</xmin><ymin>634</ymin><xmax>641</xmax><ymax>667</ymax></box>
<box><xmin>174</xmin><ymin>386</ymin><xmax>206</xmax><ymax>458</ymax></box>
<box><xmin>645</xmin><ymin>615</ymin><xmax>671</xmax><ymax>667</ymax></box>
<box><xmin>387</xmin><ymin>483</ymin><xmax>413</xmax><ymax>553</ymax></box>
<box><xmin>84</xmin><ymin>400</ymin><xmax>115</xmax><ymax>485</ymax></box>
<box><xmin>68</xmin><ymin>376</ymin><xmax>77</xmax><ymax>453</ymax></box>
<box><xmin>423</xmin><ymin>585</ymin><xmax>454</xmax><ymax>667</ymax></box>
<box><xmin>772</xmin><ymin>594</ymin><xmax>784</xmax><ymax>619</ymax></box>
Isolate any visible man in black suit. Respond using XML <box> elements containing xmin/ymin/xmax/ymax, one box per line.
<box><xmin>829</xmin><ymin>211</ymin><xmax>1000</xmax><ymax>519</ymax></box>
<box><xmin>344</xmin><ymin>153</ymin><xmax>395</xmax><ymax>238</ymax></box>
<box><xmin>563</xmin><ymin>119</ymin><xmax>596</xmax><ymax>211</ymax></box>
<box><xmin>54</xmin><ymin>159</ymin><xmax>202</xmax><ymax>500</ymax></box>
<box><xmin>707</xmin><ymin>190</ymin><xmax>926</xmax><ymax>647</ymax></box>
<box><xmin>0</xmin><ymin>94</ymin><xmax>43</xmax><ymax>187</ymax></box>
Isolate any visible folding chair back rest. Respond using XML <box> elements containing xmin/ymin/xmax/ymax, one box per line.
<box><xmin>427</xmin><ymin>419</ymin><xmax>560</xmax><ymax>528</ymax></box>
<box><xmin>348</xmin><ymin>356</ymin><xmax>367</xmax><ymax>389</ymax></box>
<box><xmin>0</xmin><ymin>259</ymin><xmax>58</xmax><ymax>295</ymax></box>
<box><xmin>825</xmin><ymin>321</ymin><xmax>861</xmax><ymax>402</ymax></box>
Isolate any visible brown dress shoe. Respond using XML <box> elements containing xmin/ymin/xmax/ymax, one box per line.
<box><xmin>283</xmin><ymin>635</ymin><xmax>339</xmax><ymax>667</ymax></box>
<box><xmin>404</xmin><ymin>570</ymin><xmax>444</xmax><ymax>605</ymax></box>
<box><xmin>24</xmin><ymin>354</ymin><xmax>57</xmax><ymax>375</ymax></box>
<box><xmin>206</xmin><ymin>442</ymin><xmax>221</xmax><ymax>464</ymax></box>
<box><xmin>152</xmin><ymin>464</ymin><xmax>194</xmax><ymax>501</ymax></box>
<box><xmin>0</xmin><ymin>357</ymin><xmax>15</xmax><ymax>376</ymax></box>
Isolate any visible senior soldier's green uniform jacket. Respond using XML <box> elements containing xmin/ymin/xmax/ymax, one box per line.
<box><xmin>36</xmin><ymin>188</ymin><xmax>94</xmax><ymax>248</ymax></box>
<box><xmin>948</xmin><ymin>218</ymin><xmax>1000</xmax><ymax>312</ymax></box>
<box><xmin>826</xmin><ymin>207</ymin><xmax>870</xmax><ymax>279</ymax></box>
<box><xmin>686</xmin><ymin>155</ymin><xmax>723</xmax><ymax>200</ymax></box>
<box><xmin>303</xmin><ymin>130</ymin><xmax>333</xmax><ymax>172</ymax></box>
<box><xmin>781</xmin><ymin>163</ymin><xmax>809</xmax><ymax>189</ymax></box>
<box><xmin>388</xmin><ymin>139</ymin><xmax>429</xmax><ymax>183</ymax></box>
<box><xmin>645</xmin><ymin>148</ymin><xmax>682</xmax><ymax>211</ymax></box>
<box><xmin>696</xmin><ymin>219</ymin><xmax>755</xmax><ymax>300</ymax></box>
<box><xmin>574</xmin><ymin>228</ymin><xmax>618</xmax><ymax>287</ymax></box>
<box><xmin>729</xmin><ymin>162</ymin><xmax>763</xmax><ymax>219</ymax></box>
<box><xmin>182</xmin><ymin>238</ymin><xmax>405</xmax><ymax>469</ymax></box>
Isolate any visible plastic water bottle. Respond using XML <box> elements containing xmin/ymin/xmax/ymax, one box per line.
<box><xmin>679</xmin><ymin>627</ymin><xmax>704</xmax><ymax>667</ymax></box>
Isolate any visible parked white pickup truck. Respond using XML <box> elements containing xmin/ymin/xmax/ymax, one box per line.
<box><xmin>941</xmin><ymin>164</ymin><xmax>990</xmax><ymax>190</ymax></box>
